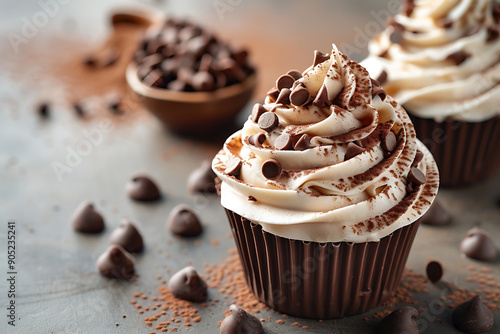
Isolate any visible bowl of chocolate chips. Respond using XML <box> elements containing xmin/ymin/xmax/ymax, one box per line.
<box><xmin>126</xmin><ymin>17</ymin><xmax>257</xmax><ymax>135</ymax></box>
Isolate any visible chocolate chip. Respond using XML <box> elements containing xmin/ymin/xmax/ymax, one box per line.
<box><xmin>84</xmin><ymin>55</ymin><xmax>97</xmax><ymax>67</ymax></box>
<box><xmin>168</xmin><ymin>266</ymin><xmax>207</xmax><ymax>302</ymax></box>
<box><xmin>188</xmin><ymin>160</ymin><xmax>217</xmax><ymax>193</ymax></box>
<box><xmin>167</xmin><ymin>204</ymin><xmax>202</xmax><ymax>237</ymax></box>
<box><xmin>493</xmin><ymin>3</ymin><xmax>500</xmax><ymax>24</ymax></box>
<box><xmin>198</xmin><ymin>54</ymin><xmax>213</xmax><ymax>72</ymax></box>
<box><xmin>167</xmin><ymin>80</ymin><xmax>187</xmax><ymax>91</ymax></box>
<box><xmin>345</xmin><ymin>142</ymin><xmax>366</xmax><ymax>161</ymax></box>
<box><xmin>267</xmin><ymin>87</ymin><xmax>280</xmax><ymax>101</ymax></box>
<box><xmin>251</xmin><ymin>103</ymin><xmax>267</xmax><ymax>123</ymax></box>
<box><xmin>37</xmin><ymin>102</ymin><xmax>50</xmax><ymax>118</ymax></box>
<box><xmin>390</xmin><ymin>30</ymin><xmax>404</xmax><ymax>44</ymax></box>
<box><xmin>261</xmin><ymin>159</ymin><xmax>282</xmax><ymax>180</ymax></box>
<box><xmin>375</xmin><ymin>307</ymin><xmax>419</xmax><ymax>334</ymax></box>
<box><xmin>447</xmin><ymin>51</ymin><xmax>469</xmax><ymax>65</ymax></box>
<box><xmin>72</xmin><ymin>201</ymin><xmax>105</xmax><ymax>233</ymax></box>
<box><xmin>382</xmin><ymin>131</ymin><xmax>397</xmax><ymax>152</ymax></box>
<box><xmin>276</xmin><ymin>74</ymin><xmax>295</xmax><ymax>91</ymax></box>
<box><xmin>438</xmin><ymin>17</ymin><xmax>453</xmax><ymax>29</ymax></box>
<box><xmin>290</xmin><ymin>87</ymin><xmax>310</xmax><ymax>106</ymax></box>
<box><xmin>412</xmin><ymin>150</ymin><xmax>424</xmax><ymax>167</ymax></box>
<box><xmin>294</xmin><ymin>133</ymin><xmax>312</xmax><ymax>151</ymax></box>
<box><xmin>460</xmin><ymin>227</ymin><xmax>498</xmax><ymax>261</ymax></box>
<box><xmin>313</xmin><ymin>50</ymin><xmax>330</xmax><ymax>66</ymax></box>
<box><xmin>191</xmin><ymin>71</ymin><xmax>215</xmax><ymax>91</ymax></box>
<box><xmin>314</xmin><ymin>84</ymin><xmax>329</xmax><ymax>107</ymax></box>
<box><xmin>372</xmin><ymin>86</ymin><xmax>387</xmax><ymax>101</ymax></box>
<box><xmin>73</xmin><ymin>102</ymin><xmax>86</xmax><ymax>118</ymax></box>
<box><xmin>258</xmin><ymin>112</ymin><xmax>279</xmax><ymax>132</ymax></box>
<box><xmin>452</xmin><ymin>296</ymin><xmax>494</xmax><ymax>334</ymax></box>
<box><xmin>231</xmin><ymin>48</ymin><xmax>248</xmax><ymax>66</ymax></box>
<box><xmin>97</xmin><ymin>244</ymin><xmax>135</xmax><ymax>279</ymax></box>
<box><xmin>376</xmin><ymin>70</ymin><xmax>388</xmax><ymax>86</ymax></box>
<box><xmin>225</xmin><ymin>158</ymin><xmax>242</xmax><ymax>177</ymax></box>
<box><xmin>426</xmin><ymin>261</ymin><xmax>443</xmax><ymax>283</ymax></box>
<box><xmin>287</xmin><ymin>69</ymin><xmax>302</xmax><ymax>80</ymax></box>
<box><xmin>407</xmin><ymin>167</ymin><xmax>426</xmax><ymax>186</ymax></box>
<box><xmin>126</xmin><ymin>175</ymin><xmax>161</xmax><ymax>201</ymax></box>
<box><xmin>177</xmin><ymin>67</ymin><xmax>195</xmax><ymax>85</ymax></box>
<box><xmin>275</xmin><ymin>133</ymin><xmax>293</xmax><ymax>150</ymax></box>
<box><xmin>275</xmin><ymin>88</ymin><xmax>291</xmax><ymax>105</ymax></box>
<box><xmin>486</xmin><ymin>25</ymin><xmax>499</xmax><ymax>42</ymax></box>
<box><xmin>419</xmin><ymin>199</ymin><xmax>451</xmax><ymax>226</ymax></box>
<box><xmin>110</xmin><ymin>218</ymin><xmax>144</xmax><ymax>253</ymax></box>
<box><xmin>248</xmin><ymin>133</ymin><xmax>266</xmax><ymax>148</ymax></box>
<box><xmin>143</xmin><ymin>69</ymin><xmax>165</xmax><ymax>88</ymax></box>
<box><xmin>108</xmin><ymin>98</ymin><xmax>123</xmax><ymax>114</ymax></box>
<box><xmin>220</xmin><ymin>304</ymin><xmax>263</xmax><ymax>334</ymax></box>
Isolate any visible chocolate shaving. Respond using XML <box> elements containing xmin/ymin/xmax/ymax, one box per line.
<box><xmin>314</xmin><ymin>84</ymin><xmax>329</xmax><ymax>107</ymax></box>
<box><xmin>376</xmin><ymin>70</ymin><xmax>388</xmax><ymax>86</ymax></box>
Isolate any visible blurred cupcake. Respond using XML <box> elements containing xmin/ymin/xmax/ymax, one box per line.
<box><xmin>212</xmin><ymin>45</ymin><xmax>439</xmax><ymax>318</ymax></box>
<box><xmin>362</xmin><ymin>0</ymin><xmax>500</xmax><ymax>186</ymax></box>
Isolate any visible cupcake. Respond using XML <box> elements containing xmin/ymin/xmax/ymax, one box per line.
<box><xmin>362</xmin><ymin>0</ymin><xmax>500</xmax><ymax>186</ymax></box>
<box><xmin>212</xmin><ymin>45</ymin><xmax>439</xmax><ymax>319</ymax></box>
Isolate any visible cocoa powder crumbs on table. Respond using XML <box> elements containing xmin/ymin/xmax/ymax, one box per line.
<box><xmin>276</xmin><ymin>319</ymin><xmax>285</xmax><ymax>324</ymax></box>
<box><xmin>211</xmin><ymin>239</ymin><xmax>220</xmax><ymax>246</ymax></box>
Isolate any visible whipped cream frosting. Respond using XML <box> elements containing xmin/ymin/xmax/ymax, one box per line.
<box><xmin>362</xmin><ymin>0</ymin><xmax>500</xmax><ymax>122</ymax></box>
<box><xmin>213</xmin><ymin>45</ymin><xmax>439</xmax><ymax>243</ymax></box>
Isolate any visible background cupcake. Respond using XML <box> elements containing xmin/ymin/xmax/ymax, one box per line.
<box><xmin>212</xmin><ymin>45</ymin><xmax>439</xmax><ymax>319</ymax></box>
<box><xmin>362</xmin><ymin>0</ymin><xmax>500</xmax><ymax>186</ymax></box>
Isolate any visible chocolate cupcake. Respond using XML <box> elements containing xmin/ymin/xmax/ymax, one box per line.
<box><xmin>212</xmin><ymin>45</ymin><xmax>439</xmax><ymax>318</ymax></box>
<box><xmin>362</xmin><ymin>0</ymin><xmax>500</xmax><ymax>186</ymax></box>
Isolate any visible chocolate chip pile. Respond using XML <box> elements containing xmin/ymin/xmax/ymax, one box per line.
<box><xmin>134</xmin><ymin>18</ymin><xmax>255</xmax><ymax>92</ymax></box>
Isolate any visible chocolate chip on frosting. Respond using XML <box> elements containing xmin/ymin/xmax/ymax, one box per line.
<box><xmin>247</xmin><ymin>133</ymin><xmax>266</xmax><ymax>148</ymax></box>
<box><xmin>382</xmin><ymin>131</ymin><xmax>397</xmax><ymax>152</ymax></box>
<box><xmin>486</xmin><ymin>24</ymin><xmax>499</xmax><ymax>42</ymax></box>
<box><xmin>407</xmin><ymin>167</ymin><xmax>426</xmax><ymax>186</ymax></box>
<box><xmin>294</xmin><ymin>133</ymin><xmax>312</xmax><ymax>151</ymax></box>
<box><xmin>313</xmin><ymin>84</ymin><xmax>329</xmax><ymax>107</ymax></box>
<box><xmin>72</xmin><ymin>201</ymin><xmax>105</xmax><ymax>233</ymax></box>
<box><xmin>375</xmin><ymin>306</ymin><xmax>419</xmax><ymax>334</ymax></box>
<box><xmin>460</xmin><ymin>227</ymin><xmax>498</xmax><ymax>261</ymax></box>
<box><xmin>401</xmin><ymin>0</ymin><xmax>416</xmax><ymax>17</ymax></box>
<box><xmin>313</xmin><ymin>50</ymin><xmax>330</xmax><ymax>66</ymax></box>
<box><xmin>126</xmin><ymin>175</ymin><xmax>161</xmax><ymax>201</ymax></box>
<box><xmin>388</xmin><ymin>19</ymin><xmax>405</xmax><ymax>44</ymax></box>
<box><xmin>97</xmin><ymin>244</ymin><xmax>135</xmax><ymax>279</ymax></box>
<box><xmin>412</xmin><ymin>150</ymin><xmax>424</xmax><ymax>167</ymax></box>
<box><xmin>275</xmin><ymin>133</ymin><xmax>293</xmax><ymax>150</ymax></box>
<box><xmin>452</xmin><ymin>295</ymin><xmax>494</xmax><ymax>334</ymax></box>
<box><xmin>261</xmin><ymin>159</ymin><xmax>282</xmax><ymax>180</ymax></box>
<box><xmin>225</xmin><ymin>158</ymin><xmax>242</xmax><ymax>177</ymax></box>
<box><xmin>167</xmin><ymin>204</ymin><xmax>203</xmax><ymax>237</ymax></box>
<box><xmin>168</xmin><ymin>266</ymin><xmax>207</xmax><ymax>302</ymax></box>
<box><xmin>438</xmin><ymin>17</ymin><xmax>453</xmax><ymax>29</ymax></box>
<box><xmin>446</xmin><ymin>51</ymin><xmax>469</xmax><ymax>65</ymax></box>
<box><xmin>372</xmin><ymin>86</ymin><xmax>387</xmax><ymax>101</ymax></box>
<box><xmin>290</xmin><ymin>86</ymin><xmax>310</xmax><ymax>106</ymax></box>
<box><xmin>276</xmin><ymin>74</ymin><xmax>295</xmax><ymax>90</ymax></box>
<box><xmin>275</xmin><ymin>88</ymin><xmax>291</xmax><ymax>105</ymax></box>
<box><xmin>345</xmin><ymin>142</ymin><xmax>366</xmax><ymax>161</ymax></box>
<box><xmin>287</xmin><ymin>69</ymin><xmax>302</xmax><ymax>80</ymax></box>
<box><xmin>251</xmin><ymin>103</ymin><xmax>267</xmax><ymax>123</ymax></box>
<box><xmin>258</xmin><ymin>111</ymin><xmax>279</xmax><ymax>132</ymax></box>
<box><xmin>267</xmin><ymin>87</ymin><xmax>280</xmax><ymax>101</ymax></box>
<box><xmin>109</xmin><ymin>218</ymin><xmax>144</xmax><ymax>253</ymax></box>
<box><xmin>220</xmin><ymin>304</ymin><xmax>263</xmax><ymax>334</ymax></box>
<box><xmin>376</xmin><ymin>70</ymin><xmax>388</xmax><ymax>86</ymax></box>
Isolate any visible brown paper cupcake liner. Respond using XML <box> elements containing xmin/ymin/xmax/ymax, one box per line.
<box><xmin>225</xmin><ymin>209</ymin><xmax>421</xmax><ymax>319</ymax></box>
<box><xmin>409</xmin><ymin>115</ymin><xmax>500</xmax><ymax>187</ymax></box>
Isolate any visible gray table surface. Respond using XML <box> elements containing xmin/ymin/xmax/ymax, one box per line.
<box><xmin>0</xmin><ymin>1</ymin><xmax>499</xmax><ymax>333</ymax></box>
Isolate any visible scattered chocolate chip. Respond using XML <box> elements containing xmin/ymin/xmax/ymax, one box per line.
<box><xmin>438</xmin><ymin>17</ymin><xmax>453</xmax><ymax>29</ymax></box>
<box><xmin>126</xmin><ymin>175</ymin><xmax>161</xmax><ymax>201</ymax></box>
<box><xmin>426</xmin><ymin>261</ymin><xmax>443</xmax><ymax>283</ymax></box>
<box><xmin>251</xmin><ymin>103</ymin><xmax>267</xmax><ymax>123</ymax></box>
<box><xmin>287</xmin><ymin>69</ymin><xmax>302</xmax><ymax>80</ymax></box>
<box><xmin>167</xmin><ymin>204</ymin><xmax>202</xmax><ymax>237</ymax></box>
<box><xmin>225</xmin><ymin>158</ymin><xmax>242</xmax><ymax>177</ymax></box>
<box><xmin>97</xmin><ymin>244</ymin><xmax>135</xmax><ymax>279</ymax></box>
<box><xmin>275</xmin><ymin>88</ymin><xmax>291</xmax><ymax>105</ymax></box>
<box><xmin>191</xmin><ymin>71</ymin><xmax>215</xmax><ymax>91</ymax></box>
<box><xmin>267</xmin><ymin>87</ymin><xmax>280</xmax><ymax>101</ymax></box>
<box><xmin>261</xmin><ymin>159</ymin><xmax>282</xmax><ymax>180</ymax></box>
<box><xmin>72</xmin><ymin>201</ymin><xmax>105</xmax><ymax>233</ymax></box>
<box><xmin>345</xmin><ymin>142</ymin><xmax>366</xmax><ymax>161</ymax></box>
<box><xmin>37</xmin><ymin>102</ymin><xmax>50</xmax><ymax>118</ymax></box>
<box><xmin>460</xmin><ymin>227</ymin><xmax>498</xmax><ymax>261</ymax></box>
<box><xmin>168</xmin><ymin>266</ymin><xmax>207</xmax><ymax>302</ymax></box>
<box><xmin>412</xmin><ymin>150</ymin><xmax>424</xmax><ymax>167</ymax></box>
<box><xmin>143</xmin><ymin>69</ymin><xmax>165</xmax><ymax>88</ymax></box>
<box><xmin>446</xmin><ymin>51</ymin><xmax>469</xmax><ymax>65</ymax></box>
<box><xmin>220</xmin><ymin>304</ymin><xmax>263</xmax><ymax>334</ymax></box>
<box><xmin>313</xmin><ymin>50</ymin><xmax>330</xmax><ymax>66</ymax></box>
<box><xmin>258</xmin><ymin>112</ymin><xmax>279</xmax><ymax>132</ymax></box>
<box><xmin>276</xmin><ymin>74</ymin><xmax>295</xmax><ymax>91</ymax></box>
<box><xmin>294</xmin><ymin>133</ymin><xmax>312</xmax><ymax>151</ymax></box>
<box><xmin>247</xmin><ymin>133</ymin><xmax>266</xmax><ymax>148</ymax></box>
<box><xmin>376</xmin><ymin>70</ymin><xmax>388</xmax><ymax>86</ymax></box>
<box><xmin>188</xmin><ymin>160</ymin><xmax>217</xmax><ymax>193</ymax></box>
<box><xmin>419</xmin><ymin>199</ymin><xmax>451</xmax><ymax>226</ymax></box>
<box><xmin>275</xmin><ymin>133</ymin><xmax>293</xmax><ymax>150</ymax></box>
<box><xmin>382</xmin><ymin>131</ymin><xmax>397</xmax><ymax>152</ymax></box>
<box><xmin>109</xmin><ymin>218</ymin><xmax>143</xmax><ymax>253</ymax></box>
<box><xmin>290</xmin><ymin>87</ymin><xmax>310</xmax><ymax>106</ymax></box>
<box><xmin>407</xmin><ymin>167</ymin><xmax>426</xmax><ymax>186</ymax></box>
<box><xmin>73</xmin><ymin>102</ymin><xmax>86</xmax><ymax>118</ymax></box>
<box><xmin>486</xmin><ymin>25</ymin><xmax>499</xmax><ymax>42</ymax></box>
<box><xmin>452</xmin><ymin>296</ymin><xmax>494</xmax><ymax>334</ymax></box>
<box><xmin>108</xmin><ymin>98</ymin><xmax>123</xmax><ymax>114</ymax></box>
<box><xmin>375</xmin><ymin>306</ymin><xmax>419</xmax><ymax>334</ymax></box>
<box><xmin>314</xmin><ymin>84</ymin><xmax>329</xmax><ymax>107</ymax></box>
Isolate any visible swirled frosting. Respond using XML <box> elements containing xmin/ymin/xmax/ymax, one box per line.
<box><xmin>362</xmin><ymin>0</ymin><xmax>500</xmax><ymax>122</ymax></box>
<box><xmin>212</xmin><ymin>45</ymin><xmax>439</xmax><ymax>243</ymax></box>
